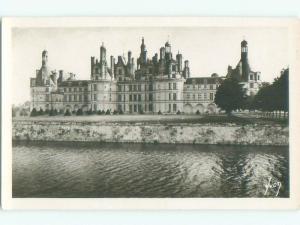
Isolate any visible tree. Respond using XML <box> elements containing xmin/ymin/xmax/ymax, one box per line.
<box><xmin>253</xmin><ymin>68</ymin><xmax>289</xmax><ymax>118</ymax></box>
<box><xmin>214</xmin><ymin>77</ymin><xmax>246</xmax><ymax>115</ymax></box>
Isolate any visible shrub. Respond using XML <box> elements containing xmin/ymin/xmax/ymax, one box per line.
<box><xmin>113</xmin><ymin>110</ymin><xmax>118</xmax><ymax>115</ymax></box>
<box><xmin>76</xmin><ymin>108</ymin><xmax>83</xmax><ymax>116</ymax></box>
<box><xmin>30</xmin><ymin>108</ymin><xmax>37</xmax><ymax>117</ymax></box>
<box><xmin>49</xmin><ymin>109</ymin><xmax>54</xmax><ymax>116</ymax></box>
<box><xmin>38</xmin><ymin>108</ymin><xmax>44</xmax><ymax>116</ymax></box>
<box><xmin>119</xmin><ymin>109</ymin><xmax>124</xmax><ymax>115</ymax></box>
<box><xmin>64</xmin><ymin>109</ymin><xmax>71</xmax><ymax>116</ymax></box>
<box><xmin>87</xmin><ymin>109</ymin><xmax>93</xmax><ymax>115</ymax></box>
<box><xmin>196</xmin><ymin>110</ymin><xmax>200</xmax><ymax>115</ymax></box>
<box><xmin>45</xmin><ymin>109</ymin><xmax>50</xmax><ymax>115</ymax></box>
<box><xmin>176</xmin><ymin>110</ymin><xmax>181</xmax><ymax>115</ymax></box>
<box><xmin>106</xmin><ymin>109</ymin><xmax>111</xmax><ymax>115</ymax></box>
<box><xmin>158</xmin><ymin>110</ymin><xmax>162</xmax><ymax>115</ymax></box>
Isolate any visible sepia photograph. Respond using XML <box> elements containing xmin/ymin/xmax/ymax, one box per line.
<box><xmin>2</xmin><ymin>17</ymin><xmax>299</xmax><ymax>209</ymax></box>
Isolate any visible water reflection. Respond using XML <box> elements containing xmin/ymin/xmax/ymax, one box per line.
<box><xmin>12</xmin><ymin>141</ymin><xmax>289</xmax><ymax>198</ymax></box>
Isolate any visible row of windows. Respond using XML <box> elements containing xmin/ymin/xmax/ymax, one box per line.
<box><xmin>64</xmin><ymin>95</ymin><xmax>89</xmax><ymax>102</ymax></box>
<box><xmin>186</xmin><ymin>93</ymin><xmax>214</xmax><ymax>101</ymax></box>
<box><xmin>64</xmin><ymin>87</ymin><xmax>88</xmax><ymax>92</ymax></box>
<box><xmin>249</xmin><ymin>74</ymin><xmax>260</xmax><ymax>81</ymax></box>
<box><xmin>118</xmin><ymin>94</ymin><xmax>153</xmax><ymax>102</ymax></box>
<box><xmin>186</xmin><ymin>84</ymin><xmax>216</xmax><ymax>90</ymax></box>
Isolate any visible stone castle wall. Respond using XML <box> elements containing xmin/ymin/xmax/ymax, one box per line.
<box><xmin>12</xmin><ymin>120</ymin><xmax>289</xmax><ymax>146</ymax></box>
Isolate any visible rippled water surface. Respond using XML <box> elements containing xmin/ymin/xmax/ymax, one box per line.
<box><xmin>13</xmin><ymin>141</ymin><xmax>289</xmax><ymax>198</ymax></box>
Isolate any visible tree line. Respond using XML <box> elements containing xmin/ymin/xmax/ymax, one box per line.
<box><xmin>214</xmin><ymin>68</ymin><xmax>289</xmax><ymax>118</ymax></box>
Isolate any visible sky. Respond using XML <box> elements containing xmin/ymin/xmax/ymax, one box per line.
<box><xmin>12</xmin><ymin>26</ymin><xmax>289</xmax><ymax>105</ymax></box>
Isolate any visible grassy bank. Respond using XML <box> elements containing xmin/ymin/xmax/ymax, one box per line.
<box><xmin>13</xmin><ymin>114</ymin><xmax>288</xmax><ymax>126</ymax></box>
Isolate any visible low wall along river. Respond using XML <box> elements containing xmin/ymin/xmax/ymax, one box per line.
<box><xmin>12</xmin><ymin>119</ymin><xmax>289</xmax><ymax>146</ymax></box>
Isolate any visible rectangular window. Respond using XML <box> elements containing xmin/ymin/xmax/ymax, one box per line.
<box><xmin>173</xmin><ymin>104</ymin><xmax>177</xmax><ymax>112</ymax></box>
<box><xmin>129</xmin><ymin>94</ymin><xmax>132</xmax><ymax>101</ymax></box>
<box><xmin>149</xmin><ymin>84</ymin><xmax>153</xmax><ymax>91</ymax></box>
<box><xmin>129</xmin><ymin>105</ymin><xmax>132</xmax><ymax>113</ymax></box>
<box><xmin>84</xmin><ymin>95</ymin><xmax>88</xmax><ymax>101</ymax></box>
<box><xmin>210</xmin><ymin>93</ymin><xmax>214</xmax><ymax>100</ymax></box>
<box><xmin>187</xmin><ymin>94</ymin><xmax>190</xmax><ymax>99</ymax></box>
<box><xmin>210</xmin><ymin>84</ymin><xmax>213</xmax><ymax>90</ymax></box>
<box><xmin>79</xmin><ymin>95</ymin><xmax>82</xmax><ymax>101</ymax></box>
<box><xmin>134</xmin><ymin>85</ymin><xmax>137</xmax><ymax>91</ymax></box>
<box><xmin>193</xmin><ymin>94</ymin><xmax>195</xmax><ymax>100</ymax></box>
<box><xmin>169</xmin><ymin>104</ymin><xmax>171</xmax><ymax>112</ymax></box>
<box><xmin>94</xmin><ymin>94</ymin><xmax>97</xmax><ymax>101</ymax></box>
<box><xmin>169</xmin><ymin>83</ymin><xmax>172</xmax><ymax>90</ymax></box>
<box><xmin>129</xmin><ymin>85</ymin><xmax>132</xmax><ymax>91</ymax></box>
<box><xmin>93</xmin><ymin>84</ymin><xmax>97</xmax><ymax>91</ymax></box>
<box><xmin>134</xmin><ymin>94</ymin><xmax>137</xmax><ymax>101</ymax></box>
<box><xmin>74</xmin><ymin>95</ymin><xmax>77</xmax><ymax>101</ymax></box>
<box><xmin>149</xmin><ymin>104</ymin><xmax>153</xmax><ymax>112</ymax></box>
<box><xmin>69</xmin><ymin>88</ymin><xmax>72</xmax><ymax>92</ymax></box>
<box><xmin>198</xmin><ymin>94</ymin><xmax>202</xmax><ymax>100</ymax></box>
<box><xmin>149</xmin><ymin>94</ymin><xmax>153</xmax><ymax>101</ymax></box>
<box><xmin>173</xmin><ymin>93</ymin><xmax>177</xmax><ymax>100</ymax></box>
<box><xmin>173</xmin><ymin>83</ymin><xmax>177</xmax><ymax>90</ymax></box>
<box><xmin>134</xmin><ymin>104</ymin><xmax>137</xmax><ymax>112</ymax></box>
<box><xmin>118</xmin><ymin>85</ymin><xmax>122</xmax><ymax>92</ymax></box>
<box><xmin>64</xmin><ymin>88</ymin><xmax>66</xmax><ymax>92</ymax></box>
<box><xmin>169</xmin><ymin>93</ymin><xmax>172</xmax><ymax>100</ymax></box>
<box><xmin>204</xmin><ymin>93</ymin><xmax>207</xmax><ymax>99</ymax></box>
<box><xmin>138</xmin><ymin>85</ymin><xmax>141</xmax><ymax>91</ymax></box>
<box><xmin>118</xmin><ymin>94</ymin><xmax>122</xmax><ymax>101</ymax></box>
<box><xmin>138</xmin><ymin>94</ymin><xmax>141</xmax><ymax>101</ymax></box>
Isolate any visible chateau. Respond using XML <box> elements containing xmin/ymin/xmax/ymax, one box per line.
<box><xmin>30</xmin><ymin>39</ymin><xmax>261</xmax><ymax>114</ymax></box>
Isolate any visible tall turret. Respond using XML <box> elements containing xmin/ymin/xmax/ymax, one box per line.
<box><xmin>183</xmin><ymin>60</ymin><xmax>190</xmax><ymax>78</ymax></box>
<box><xmin>42</xmin><ymin>50</ymin><xmax>48</xmax><ymax>67</ymax></box>
<box><xmin>160</xmin><ymin>47</ymin><xmax>166</xmax><ymax>60</ymax></box>
<box><xmin>139</xmin><ymin>37</ymin><xmax>147</xmax><ymax>65</ymax></box>
<box><xmin>165</xmin><ymin>41</ymin><xmax>172</xmax><ymax>61</ymax></box>
<box><xmin>176</xmin><ymin>52</ymin><xmax>183</xmax><ymax>72</ymax></box>
<box><xmin>100</xmin><ymin>42</ymin><xmax>106</xmax><ymax>63</ymax></box>
<box><xmin>110</xmin><ymin>56</ymin><xmax>115</xmax><ymax>78</ymax></box>
<box><xmin>241</xmin><ymin>39</ymin><xmax>250</xmax><ymax>81</ymax></box>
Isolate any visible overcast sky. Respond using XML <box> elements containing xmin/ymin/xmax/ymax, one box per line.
<box><xmin>12</xmin><ymin>26</ymin><xmax>289</xmax><ymax>105</ymax></box>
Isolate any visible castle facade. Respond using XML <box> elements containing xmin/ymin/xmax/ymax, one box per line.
<box><xmin>30</xmin><ymin>39</ymin><xmax>261</xmax><ymax>114</ymax></box>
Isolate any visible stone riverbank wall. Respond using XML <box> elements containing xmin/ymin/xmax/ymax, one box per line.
<box><xmin>12</xmin><ymin>120</ymin><xmax>289</xmax><ymax>146</ymax></box>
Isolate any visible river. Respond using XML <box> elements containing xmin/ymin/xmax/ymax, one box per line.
<box><xmin>12</xmin><ymin>141</ymin><xmax>289</xmax><ymax>198</ymax></box>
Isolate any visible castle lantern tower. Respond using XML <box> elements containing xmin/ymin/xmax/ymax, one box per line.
<box><xmin>241</xmin><ymin>39</ymin><xmax>248</xmax><ymax>61</ymax></box>
<box><xmin>100</xmin><ymin>43</ymin><xmax>107</xmax><ymax>77</ymax></box>
<box><xmin>42</xmin><ymin>50</ymin><xmax>48</xmax><ymax>67</ymax></box>
<box><xmin>140</xmin><ymin>37</ymin><xmax>147</xmax><ymax>65</ymax></box>
<box><xmin>165</xmin><ymin>41</ymin><xmax>172</xmax><ymax>61</ymax></box>
<box><xmin>241</xmin><ymin>39</ymin><xmax>250</xmax><ymax>81</ymax></box>
<box><xmin>100</xmin><ymin>42</ymin><xmax>107</xmax><ymax>63</ymax></box>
